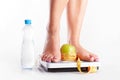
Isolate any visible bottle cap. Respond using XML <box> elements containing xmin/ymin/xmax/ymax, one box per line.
<box><xmin>25</xmin><ymin>19</ymin><xmax>31</xmax><ymax>24</ymax></box>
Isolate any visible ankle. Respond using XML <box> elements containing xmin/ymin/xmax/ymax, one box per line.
<box><xmin>46</xmin><ymin>27</ymin><xmax>60</xmax><ymax>43</ymax></box>
<box><xmin>69</xmin><ymin>40</ymin><xmax>80</xmax><ymax>46</ymax></box>
<box><xmin>47</xmin><ymin>23</ymin><xmax>60</xmax><ymax>35</ymax></box>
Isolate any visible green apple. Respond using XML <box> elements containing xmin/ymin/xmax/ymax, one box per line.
<box><xmin>61</xmin><ymin>44</ymin><xmax>76</xmax><ymax>54</ymax></box>
<box><xmin>61</xmin><ymin>44</ymin><xmax>77</xmax><ymax>61</ymax></box>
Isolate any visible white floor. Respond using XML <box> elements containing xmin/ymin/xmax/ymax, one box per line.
<box><xmin>0</xmin><ymin>55</ymin><xmax>120</xmax><ymax>80</ymax></box>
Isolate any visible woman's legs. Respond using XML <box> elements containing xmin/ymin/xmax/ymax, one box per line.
<box><xmin>67</xmin><ymin>0</ymin><xmax>99</xmax><ymax>61</ymax></box>
<box><xmin>42</xmin><ymin>0</ymin><xmax>68</xmax><ymax>62</ymax></box>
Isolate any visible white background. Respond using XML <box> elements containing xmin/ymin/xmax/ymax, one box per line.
<box><xmin>0</xmin><ymin>0</ymin><xmax>120</xmax><ymax>80</ymax></box>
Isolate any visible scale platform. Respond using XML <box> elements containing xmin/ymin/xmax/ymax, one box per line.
<box><xmin>40</xmin><ymin>60</ymin><xmax>100</xmax><ymax>72</ymax></box>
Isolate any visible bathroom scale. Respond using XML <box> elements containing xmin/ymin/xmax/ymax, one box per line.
<box><xmin>40</xmin><ymin>60</ymin><xmax>100</xmax><ymax>72</ymax></box>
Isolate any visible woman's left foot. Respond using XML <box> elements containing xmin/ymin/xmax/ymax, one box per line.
<box><xmin>71</xmin><ymin>43</ymin><xmax>99</xmax><ymax>62</ymax></box>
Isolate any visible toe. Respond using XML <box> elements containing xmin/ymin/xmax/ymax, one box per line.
<box><xmin>46</xmin><ymin>55</ymin><xmax>53</xmax><ymax>62</ymax></box>
<box><xmin>89</xmin><ymin>56</ymin><xmax>94</xmax><ymax>62</ymax></box>
<box><xmin>89</xmin><ymin>54</ymin><xmax>99</xmax><ymax>62</ymax></box>
<box><xmin>94</xmin><ymin>57</ymin><xmax>99</xmax><ymax>62</ymax></box>
<box><xmin>41</xmin><ymin>54</ymin><xmax>48</xmax><ymax>61</ymax></box>
<box><xmin>44</xmin><ymin>54</ymin><xmax>51</xmax><ymax>62</ymax></box>
<box><xmin>80</xmin><ymin>54</ymin><xmax>95</xmax><ymax>62</ymax></box>
<box><xmin>52</xmin><ymin>56</ymin><xmax>60</xmax><ymax>62</ymax></box>
<box><xmin>41</xmin><ymin>54</ymin><xmax>45</xmax><ymax>61</ymax></box>
<box><xmin>85</xmin><ymin>56</ymin><xmax>94</xmax><ymax>62</ymax></box>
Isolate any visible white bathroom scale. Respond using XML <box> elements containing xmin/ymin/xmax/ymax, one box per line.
<box><xmin>40</xmin><ymin>60</ymin><xmax>100</xmax><ymax>72</ymax></box>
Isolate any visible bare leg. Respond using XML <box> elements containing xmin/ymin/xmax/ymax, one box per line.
<box><xmin>67</xmin><ymin>0</ymin><xmax>99</xmax><ymax>61</ymax></box>
<box><xmin>42</xmin><ymin>0</ymin><xmax>68</xmax><ymax>62</ymax></box>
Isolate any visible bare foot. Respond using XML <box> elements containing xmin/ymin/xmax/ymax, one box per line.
<box><xmin>41</xmin><ymin>33</ymin><xmax>61</xmax><ymax>62</ymax></box>
<box><xmin>71</xmin><ymin>43</ymin><xmax>99</xmax><ymax>62</ymax></box>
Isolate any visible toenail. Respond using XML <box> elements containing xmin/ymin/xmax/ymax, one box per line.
<box><xmin>46</xmin><ymin>60</ymin><xmax>51</xmax><ymax>62</ymax></box>
<box><xmin>53</xmin><ymin>56</ymin><xmax>57</xmax><ymax>59</ymax></box>
<box><xmin>46</xmin><ymin>60</ymin><xmax>49</xmax><ymax>62</ymax></box>
<box><xmin>90</xmin><ymin>57</ymin><xmax>94</xmax><ymax>61</ymax></box>
<box><xmin>95</xmin><ymin>58</ymin><xmax>99</xmax><ymax>62</ymax></box>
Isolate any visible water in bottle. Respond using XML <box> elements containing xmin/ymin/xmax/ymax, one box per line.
<box><xmin>21</xmin><ymin>19</ymin><xmax>35</xmax><ymax>69</ymax></box>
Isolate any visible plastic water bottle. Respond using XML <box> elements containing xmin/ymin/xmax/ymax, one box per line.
<box><xmin>21</xmin><ymin>19</ymin><xmax>35</xmax><ymax>69</ymax></box>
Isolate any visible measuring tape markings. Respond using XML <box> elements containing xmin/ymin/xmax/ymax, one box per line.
<box><xmin>77</xmin><ymin>58</ymin><xmax>97</xmax><ymax>73</ymax></box>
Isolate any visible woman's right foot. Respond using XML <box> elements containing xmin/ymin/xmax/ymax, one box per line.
<box><xmin>41</xmin><ymin>31</ymin><xmax>61</xmax><ymax>62</ymax></box>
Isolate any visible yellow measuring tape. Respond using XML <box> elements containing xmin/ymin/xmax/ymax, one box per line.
<box><xmin>77</xmin><ymin>58</ymin><xmax>97</xmax><ymax>73</ymax></box>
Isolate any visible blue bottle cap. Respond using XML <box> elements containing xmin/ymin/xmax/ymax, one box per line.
<box><xmin>25</xmin><ymin>19</ymin><xmax>31</xmax><ymax>24</ymax></box>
